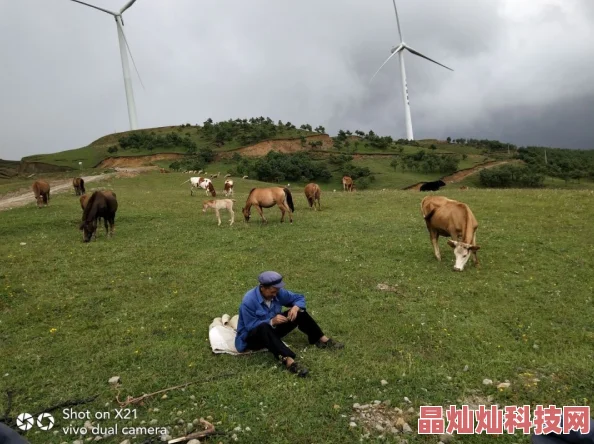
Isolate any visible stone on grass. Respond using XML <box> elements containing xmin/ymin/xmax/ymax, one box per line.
<box><xmin>108</xmin><ymin>376</ymin><xmax>121</xmax><ymax>385</ymax></box>
<box><xmin>381</xmin><ymin>380</ymin><xmax>388</xmax><ymax>386</ymax></box>
<box><xmin>483</xmin><ymin>379</ymin><xmax>493</xmax><ymax>385</ymax></box>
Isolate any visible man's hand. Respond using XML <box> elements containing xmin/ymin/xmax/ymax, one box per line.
<box><xmin>271</xmin><ymin>314</ymin><xmax>288</xmax><ymax>326</ymax></box>
<box><xmin>287</xmin><ymin>306</ymin><xmax>301</xmax><ymax>322</ymax></box>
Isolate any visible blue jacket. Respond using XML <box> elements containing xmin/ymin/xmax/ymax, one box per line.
<box><xmin>235</xmin><ymin>286</ymin><xmax>306</xmax><ymax>352</ymax></box>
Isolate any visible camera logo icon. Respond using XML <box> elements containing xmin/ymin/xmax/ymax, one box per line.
<box><xmin>16</xmin><ymin>412</ymin><xmax>55</xmax><ymax>431</ymax></box>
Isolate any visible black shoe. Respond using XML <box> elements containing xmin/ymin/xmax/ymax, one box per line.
<box><xmin>315</xmin><ymin>338</ymin><xmax>344</xmax><ymax>349</ymax></box>
<box><xmin>286</xmin><ymin>361</ymin><xmax>309</xmax><ymax>377</ymax></box>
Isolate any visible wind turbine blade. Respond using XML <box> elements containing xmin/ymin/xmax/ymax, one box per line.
<box><xmin>392</xmin><ymin>0</ymin><xmax>403</xmax><ymax>42</ymax></box>
<box><xmin>70</xmin><ymin>0</ymin><xmax>116</xmax><ymax>16</ymax></box>
<box><xmin>120</xmin><ymin>0</ymin><xmax>138</xmax><ymax>14</ymax></box>
<box><xmin>370</xmin><ymin>45</ymin><xmax>403</xmax><ymax>82</ymax></box>
<box><xmin>404</xmin><ymin>45</ymin><xmax>454</xmax><ymax>71</ymax></box>
<box><xmin>119</xmin><ymin>24</ymin><xmax>145</xmax><ymax>90</ymax></box>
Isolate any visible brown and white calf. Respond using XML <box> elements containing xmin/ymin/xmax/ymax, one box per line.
<box><xmin>224</xmin><ymin>179</ymin><xmax>234</xmax><ymax>197</ymax></box>
<box><xmin>421</xmin><ymin>196</ymin><xmax>480</xmax><ymax>271</ymax></box>
<box><xmin>202</xmin><ymin>199</ymin><xmax>236</xmax><ymax>226</ymax></box>
<box><xmin>342</xmin><ymin>175</ymin><xmax>354</xmax><ymax>192</ymax></box>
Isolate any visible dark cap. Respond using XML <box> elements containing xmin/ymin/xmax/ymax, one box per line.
<box><xmin>258</xmin><ymin>271</ymin><xmax>285</xmax><ymax>288</ymax></box>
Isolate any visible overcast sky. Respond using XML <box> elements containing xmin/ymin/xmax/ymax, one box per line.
<box><xmin>1</xmin><ymin>0</ymin><xmax>593</xmax><ymax>160</ymax></box>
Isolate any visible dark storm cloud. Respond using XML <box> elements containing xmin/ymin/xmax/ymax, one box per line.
<box><xmin>0</xmin><ymin>0</ymin><xmax>592</xmax><ymax>160</ymax></box>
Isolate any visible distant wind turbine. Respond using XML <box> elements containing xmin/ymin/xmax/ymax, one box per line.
<box><xmin>371</xmin><ymin>0</ymin><xmax>453</xmax><ymax>140</ymax></box>
<box><xmin>70</xmin><ymin>0</ymin><xmax>144</xmax><ymax>130</ymax></box>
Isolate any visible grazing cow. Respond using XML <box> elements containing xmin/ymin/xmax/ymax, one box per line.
<box><xmin>419</xmin><ymin>179</ymin><xmax>446</xmax><ymax>192</ymax></box>
<box><xmin>80</xmin><ymin>190</ymin><xmax>118</xmax><ymax>242</ymax></box>
<box><xmin>32</xmin><ymin>180</ymin><xmax>50</xmax><ymax>208</ymax></box>
<box><xmin>243</xmin><ymin>187</ymin><xmax>294</xmax><ymax>223</ymax></box>
<box><xmin>459</xmin><ymin>185</ymin><xmax>469</xmax><ymax>190</ymax></box>
<box><xmin>242</xmin><ymin>175</ymin><xmax>249</xmax><ymax>179</ymax></box>
<box><xmin>203</xmin><ymin>199</ymin><xmax>236</xmax><ymax>226</ymax></box>
<box><xmin>224</xmin><ymin>179</ymin><xmax>234</xmax><ymax>197</ymax></box>
<box><xmin>304</xmin><ymin>183</ymin><xmax>321</xmax><ymax>211</ymax></box>
<box><xmin>342</xmin><ymin>176</ymin><xmax>354</xmax><ymax>192</ymax></box>
<box><xmin>72</xmin><ymin>177</ymin><xmax>85</xmax><ymax>196</ymax></box>
<box><xmin>181</xmin><ymin>177</ymin><xmax>216</xmax><ymax>197</ymax></box>
<box><xmin>210</xmin><ymin>172</ymin><xmax>220</xmax><ymax>179</ymax></box>
<box><xmin>160</xmin><ymin>168</ymin><xmax>169</xmax><ymax>174</ymax></box>
<box><xmin>224</xmin><ymin>173</ymin><xmax>231</xmax><ymax>178</ymax></box>
<box><xmin>420</xmin><ymin>196</ymin><xmax>480</xmax><ymax>272</ymax></box>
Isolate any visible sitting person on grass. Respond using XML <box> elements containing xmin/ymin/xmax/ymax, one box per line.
<box><xmin>235</xmin><ymin>271</ymin><xmax>343</xmax><ymax>377</ymax></box>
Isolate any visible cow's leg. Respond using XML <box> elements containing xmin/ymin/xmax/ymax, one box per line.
<box><xmin>215</xmin><ymin>208</ymin><xmax>221</xmax><ymax>226</ymax></box>
<box><xmin>255</xmin><ymin>205</ymin><xmax>267</xmax><ymax>223</ymax></box>
<box><xmin>472</xmin><ymin>232</ymin><xmax>480</xmax><ymax>266</ymax></box>
<box><xmin>104</xmin><ymin>218</ymin><xmax>109</xmax><ymax>236</ymax></box>
<box><xmin>278</xmin><ymin>202</ymin><xmax>292</xmax><ymax>223</ymax></box>
<box><xmin>229</xmin><ymin>207</ymin><xmax>234</xmax><ymax>226</ymax></box>
<box><xmin>429</xmin><ymin>230</ymin><xmax>441</xmax><ymax>261</ymax></box>
<box><xmin>190</xmin><ymin>186</ymin><xmax>194</xmax><ymax>196</ymax></box>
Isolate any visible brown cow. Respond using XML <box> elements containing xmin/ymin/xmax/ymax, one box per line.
<box><xmin>32</xmin><ymin>180</ymin><xmax>50</xmax><ymax>208</ymax></box>
<box><xmin>459</xmin><ymin>185</ymin><xmax>469</xmax><ymax>191</ymax></box>
<box><xmin>342</xmin><ymin>176</ymin><xmax>354</xmax><ymax>192</ymax></box>
<box><xmin>73</xmin><ymin>177</ymin><xmax>85</xmax><ymax>195</ymax></box>
<box><xmin>80</xmin><ymin>190</ymin><xmax>118</xmax><ymax>242</ymax></box>
<box><xmin>304</xmin><ymin>183</ymin><xmax>321</xmax><ymax>211</ymax></box>
<box><xmin>420</xmin><ymin>196</ymin><xmax>480</xmax><ymax>271</ymax></box>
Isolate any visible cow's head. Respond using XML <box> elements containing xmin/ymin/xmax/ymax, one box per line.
<box><xmin>242</xmin><ymin>206</ymin><xmax>251</xmax><ymax>222</ymax></box>
<box><xmin>80</xmin><ymin>220</ymin><xmax>97</xmax><ymax>243</ymax></box>
<box><xmin>447</xmin><ymin>240</ymin><xmax>480</xmax><ymax>271</ymax></box>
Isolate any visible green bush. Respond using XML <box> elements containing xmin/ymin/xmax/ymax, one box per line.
<box><xmin>479</xmin><ymin>165</ymin><xmax>545</xmax><ymax>188</ymax></box>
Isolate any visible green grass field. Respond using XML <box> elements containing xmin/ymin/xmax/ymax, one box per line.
<box><xmin>1</xmin><ymin>172</ymin><xmax>592</xmax><ymax>443</ymax></box>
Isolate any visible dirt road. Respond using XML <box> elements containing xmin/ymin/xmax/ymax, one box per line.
<box><xmin>0</xmin><ymin>167</ymin><xmax>157</xmax><ymax>212</ymax></box>
<box><xmin>403</xmin><ymin>160</ymin><xmax>520</xmax><ymax>190</ymax></box>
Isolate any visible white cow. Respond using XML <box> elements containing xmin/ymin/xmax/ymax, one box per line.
<box><xmin>181</xmin><ymin>177</ymin><xmax>216</xmax><ymax>196</ymax></box>
<box><xmin>224</xmin><ymin>180</ymin><xmax>234</xmax><ymax>197</ymax></box>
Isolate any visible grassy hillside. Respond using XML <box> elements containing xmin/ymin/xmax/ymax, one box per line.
<box><xmin>21</xmin><ymin>118</ymin><xmax>495</xmax><ymax>171</ymax></box>
<box><xmin>22</xmin><ymin>121</ymin><xmax>321</xmax><ymax>169</ymax></box>
<box><xmin>1</xmin><ymin>172</ymin><xmax>592</xmax><ymax>444</ymax></box>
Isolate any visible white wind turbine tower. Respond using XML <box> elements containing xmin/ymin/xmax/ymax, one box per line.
<box><xmin>70</xmin><ymin>0</ymin><xmax>144</xmax><ymax>130</ymax></box>
<box><xmin>371</xmin><ymin>0</ymin><xmax>453</xmax><ymax>140</ymax></box>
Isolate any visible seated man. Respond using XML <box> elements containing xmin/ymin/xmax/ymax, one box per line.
<box><xmin>235</xmin><ymin>271</ymin><xmax>343</xmax><ymax>377</ymax></box>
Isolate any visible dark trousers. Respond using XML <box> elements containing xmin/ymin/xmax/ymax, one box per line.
<box><xmin>246</xmin><ymin>310</ymin><xmax>324</xmax><ymax>360</ymax></box>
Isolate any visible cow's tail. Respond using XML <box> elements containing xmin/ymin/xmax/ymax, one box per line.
<box><xmin>284</xmin><ymin>187</ymin><xmax>294</xmax><ymax>212</ymax></box>
<box><xmin>424</xmin><ymin>208</ymin><xmax>436</xmax><ymax>221</ymax></box>
<box><xmin>180</xmin><ymin>179</ymin><xmax>190</xmax><ymax>185</ymax></box>
<box><xmin>80</xmin><ymin>178</ymin><xmax>85</xmax><ymax>194</ymax></box>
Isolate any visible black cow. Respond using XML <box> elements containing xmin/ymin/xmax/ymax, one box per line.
<box><xmin>420</xmin><ymin>180</ymin><xmax>446</xmax><ymax>192</ymax></box>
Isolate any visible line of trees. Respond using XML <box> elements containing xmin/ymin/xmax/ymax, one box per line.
<box><xmin>446</xmin><ymin>137</ymin><xmax>518</xmax><ymax>152</ymax></box>
<box><xmin>517</xmin><ymin>146</ymin><xmax>594</xmax><ymax>183</ymax></box>
<box><xmin>234</xmin><ymin>151</ymin><xmax>332</xmax><ymax>183</ymax></box>
<box><xmin>201</xmin><ymin>117</ymin><xmax>325</xmax><ymax>147</ymax></box>
<box><xmin>118</xmin><ymin>132</ymin><xmax>198</xmax><ymax>153</ymax></box>
<box><xmin>390</xmin><ymin>150</ymin><xmax>460</xmax><ymax>174</ymax></box>
<box><xmin>479</xmin><ymin>164</ymin><xmax>545</xmax><ymax>188</ymax></box>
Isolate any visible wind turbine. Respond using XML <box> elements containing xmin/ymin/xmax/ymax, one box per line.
<box><xmin>371</xmin><ymin>0</ymin><xmax>453</xmax><ymax>140</ymax></box>
<box><xmin>70</xmin><ymin>0</ymin><xmax>143</xmax><ymax>130</ymax></box>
